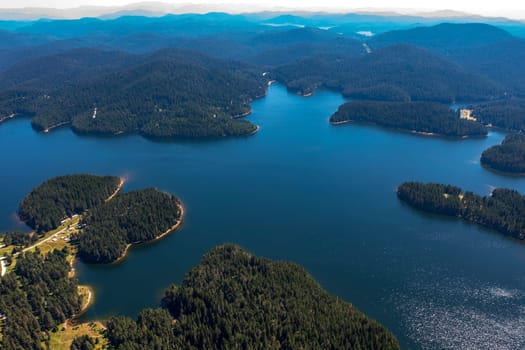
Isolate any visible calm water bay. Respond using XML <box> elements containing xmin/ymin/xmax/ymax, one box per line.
<box><xmin>2</xmin><ymin>84</ymin><xmax>525</xmax><ymax>349</ymax></box>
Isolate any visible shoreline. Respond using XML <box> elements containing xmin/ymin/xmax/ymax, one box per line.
<box><xmin>42</xmin><ymin>121</ymin><xmax>71</xmax><ymax>133</ymax></box>
<box><xmin>248</xmin><ymin>125</ymin><xmax>260</xmax><ymax>136</ymax></box>
<box><xmin>71</xmin><ymin>285</ymin><xmax>94</xmax><ymax>321</ymax></box>
<box><xmin>0</xmin><ymin>113</ymin><xmax>16</xmax><ymax>124</ymax></box>
<box><xmin>480</xmin><ymin>162</ymin><xmax>525</xmax><ymax>177</ymax></box>
<box><xmin>233</xmin><ymin>107</ymin><xmax>253</xmax><ymax>119</ymax></box>
<box><xmin>330</xmin><ymin>119</ymin><xmax>353</xmax><ymax>125</ymax></box>
<box><xmin>330</xmin><ymin>118</ymin><xmax>486</xmax><ymax>139</ymax></box>
<box><xmin>112</xmin><ymin>201</ymin><xmax>185</xmax><ymax>264</ymax></box>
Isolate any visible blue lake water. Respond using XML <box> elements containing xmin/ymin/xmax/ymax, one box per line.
<box><xmin>2</xmin><ymin>84</ymin><xmax>525</xmax><ymax>349</ymax></box>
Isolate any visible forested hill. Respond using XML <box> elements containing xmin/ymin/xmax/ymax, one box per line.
<box><xmin>481</xmin><ymin>133</ymin><xmax>525</xmax><ymax>174</ymax></box>
<box><xmin>330</xmin><ymin>101</ymin><xmax>487</xmax><ymax>137</ymax></box>
<box><xmin>274</xmin><ymin>43</ymin><xmax>502</xmax><ymax>102</ymax></box>
<box><xmin>0</xmin><ymin>48</ymin><xmax>267</xmax><ymax>139</ymax></box>
<box><xmin>369</xmin><ymin>23</ymin><xmax>515</xmax><ymax>52</ymax></box>
<box><xmin>397</xmin><ymin>182</ymin><xmax>525</xmax><ymax>240</ymax></box>
<box><xmin>77</xmin><ymin>188</ymin><xmax>182</xmax><ymax>263</ymax></box>
<box><xmin>18</xmin><ymin>174</ymin><xmax>120</xmax><ymax>232</ymax></box>
<box><xmin>367</xmin><ymin>23</ymin><xmax>525</xmax><ymax>97</ymax></box>
<box><xmin>105</xmin><ymin>244</ymin><xmax>400</xmax><ymax>349</ymax></box>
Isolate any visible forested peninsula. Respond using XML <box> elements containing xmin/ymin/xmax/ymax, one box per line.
<box><xmin>14</xmin><ymin>174</ymin><xmax>182</xmax><ymax>263</ymax></box>
<box><xmin>397</xmin><ymin>182</ymin><xmax>525</xmax><ymax>240</ymax></box>
<box><xmin>106</xmin><ymin>244</ymin><xmax>400</xmax><ymax>350</ymax></box>
<box><xmin>18</xmin><ymin>175</ymin><xmax>121</xmax><ymax>232</ymax></box>
<box><xmin>330</xmin><ymin>101</ymin><xmax>488</xmax><ymax>137</ymax></box>
<box><xmin>481</xmin><ymin>133</ymin><xmax>525</xmax><ymax>174</ymax></box>
<box><xmin>0</xmin><ymin>50</ymin><xmax>267</xmax><ymax>140</ymax></box>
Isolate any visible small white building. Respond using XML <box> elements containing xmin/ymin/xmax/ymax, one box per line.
<box><xmin>460</xmin><ymin>109</ymin><xmax>477</xmax><ymax>121</ymax></box>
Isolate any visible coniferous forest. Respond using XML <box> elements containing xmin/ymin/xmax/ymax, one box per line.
<box><xmin>0</xmin><ymin>51</ymin><xmax>266</xmax><ymax>140</ymax></box>
<box><xmin>106</xmin><ymin>244</ymin><xmax>400</xmax><ymax>350</ymax></box>
<box><xmin>481</xmin><ymin>133</ymin><xmax>525</xmax><ymax>174</ymax></box>
<box><xmin>77</xmin><ymin>189</ymin><xmax>182</xmax><ymax>264</ymax></box>
<box><xmin>18</xmin><ymin>174</ymin><xmax>120</xmax><ymax>232</ymax></box>
<box><xmin>397</xmin><ymin>182</ymin><xmax>525</xmax><ymax>240</ymax></box>
<box><xmin>0</xmin><ymin>248</ymin><xmax>80</xmax><ymax>349</ymax></box>
<box><xmin>330</xmin><ymin>101</ymin><xmax>487</xmax><ymax>137</ymax></box>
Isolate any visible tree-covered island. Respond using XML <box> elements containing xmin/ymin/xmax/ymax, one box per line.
<box><xmin>397</xmin><ymin>182</ymin><xmax>525</xmax><ymax>240</ymax></box>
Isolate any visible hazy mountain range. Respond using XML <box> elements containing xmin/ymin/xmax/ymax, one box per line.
<box><xmin>0</xmin><ymin>1</ymin><xmax>524</xmax><ymax>23</ymax></box>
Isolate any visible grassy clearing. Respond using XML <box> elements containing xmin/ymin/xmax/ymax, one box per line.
<box><xmin>47</xmin><ymin>321</ymin><xmax>107</xmax><ymax>350</ymax></box>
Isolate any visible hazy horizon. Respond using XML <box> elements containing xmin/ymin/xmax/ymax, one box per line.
<box><xmin>0</xmin><ymin>0</ymin><xmax>524</xmax><ymax>21</ymax></box>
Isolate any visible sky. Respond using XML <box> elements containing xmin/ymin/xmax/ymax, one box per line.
<box><xmin>1</xmin><ymin>0</ymin><xmax>525</xmax><ymax>20</ymax></box>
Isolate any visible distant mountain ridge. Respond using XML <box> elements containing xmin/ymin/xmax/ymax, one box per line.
<box><xmin>370</xmin><ymin>23</ymin><xmax>515</xmax><ymax>51</ymax></box>
<box><xmin>367</xmin><ymin>23</ymin><xmax>525</xmax><ymax>96</ymax></box>
<box><xmin>1</xmin><ymin>2</ymin><xmax>524</xmax><ymax>21</ymax></box>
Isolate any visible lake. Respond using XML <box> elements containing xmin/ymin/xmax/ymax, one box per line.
<box><xmin>2</xmin><ymin>84</ymin><xmax>525</xmax><ymax>349</ymax></box>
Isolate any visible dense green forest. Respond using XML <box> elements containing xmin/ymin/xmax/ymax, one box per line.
<box><xmin>472</xmin><ymin>99</ymin><xmax>525</xmax><ymax>131</ymax></box>
<box><xmin>368</xmin><ymin>23</ymin><xmax>525</xmax><ymax>97</ymax></box>
<box><xmin>77</xmin><ymin>189</ymin><xmax>182</xmax><ymax>264</ymax></box>
<box><xmin>481</xmin><ymin>133</ymin><xmax>525</xmax><ymax>174</ymax></box>
<box><xmin>106</xmin><ymin>244</ymin><xmax>400</xmax><ymax>349</ymax></box>
<box><xmin>18</xmin><ymin>174</ymin><xmax>120</xmax><ymax>232</ymax></box>
<box><xmin>397</xmin><ymin>182</ymin><xmax>525</xmax><ymax>240</ymax></box>
<box><xmin>0</xmin><ymin>50</ymin><xmax>266</xmax><ymax>139</ymax></box>
<box><xmin>330</xmin><ymin>101</ymin><xmax>488</xmax><ymax>137</ymax></box>
<box><xmin>0</xmin><ymin>248</ymin><xmax>80</xmax><ymax>349</ymax></box>
<box><xmin>275</xmin><ymin>44</ymin><xmax>502</xmax><ymax>102</ymax></box>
